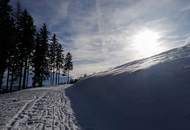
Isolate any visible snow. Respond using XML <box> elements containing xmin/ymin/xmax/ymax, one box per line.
<box><xmin>66</xmin><ymin>44</ymin><xmax>190</xmax><ymax>130</ymax></box>
<box><xmin>0</xmin><ymin>85</ymin><xmax>80</xmax><ymax>130</ymax></box>
<box><xmin>98</xmin><ymin>45</ymin><xmax>190</xmax><ymax>76</ymax></box>
<box><xmin>2</xmin><ymin>45</ymin><xmax>190</xmax><ymax>130</ymax></box>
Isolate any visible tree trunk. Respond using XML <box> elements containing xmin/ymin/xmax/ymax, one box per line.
<box><xmin>55</xmin><ymin>69</ymin><xmax>57</xmax><ymax>85</ymax></box>
<box><xmin>67</xmin><ymin>70</ymin><xmax>69</xmax><ymax>84</ymax></box>
<box><xmin>53</xmin><ymin>69</ymin><xmax>55</xmax><ymax>86</ymax></box>
<box><xmin>26</xmin><ymin>65</ymin><xmax>29</xmax><ymax>88</ymax></box>
<box><xmin>0</xmin><ymin>73</ymin><xmax>3</xmax><ymax>90</ymax></box>
<box><xmin>18</xmin><ymin>63</ymin><xmax>23</xmax><ymax>90</ymax></box>
<box><xmin>22</xmin><ymin>58</ymin><xmax>28</xmax><ymax>89</ymax></box>
<box><xmin>39</xmin><ymin>77</ymin><xmax>43</xmax><ymax>87</ymax></box>
<box><xmin>58</xmin><ymin>70</ymin><xmax>60</xmax><ymax>85</ymax></box>
<box><xmin>6</xmin><ymin>67</ymin><xmax>10</xmax><ymax>90</ymax></box>
<box><xmin>10</xmin><ymin>71</ymin><xmax>14</xmax><ymax>92</ymax></box>
<box><xmin>55</xmin><ymin>71</ymin><xmax>57</xmax><ymax>85</ymax></box>
<box><xmin>32</xmin><ymin>76</ymin><xmax>36</xmax><ymax>88</ymax></box>
<box><xmin>50</xmin><ymin>70</ymin><xmax>52</xmax><ymax>85</ymax></box>
<box><xmin>0</xmin><ymin>60</ymin><xmax>7</xmax><ymax>90</ymax></box>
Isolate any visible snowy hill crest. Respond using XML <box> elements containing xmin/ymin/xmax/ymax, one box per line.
<box><xmin>66</xmin><ymin>44</ymin><xmax>190</xmax><ymax>130</ymax></box>
<box><xmin>97</xmin><ymin>44</ymin><xmax>190</xmax><ymax>76</ymax></box>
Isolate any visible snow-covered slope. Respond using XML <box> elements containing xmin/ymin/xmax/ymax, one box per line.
<box><xmin>66</xmin><ymin>45</ymin><xmax>190</xmax><ymax>130</ymax></box>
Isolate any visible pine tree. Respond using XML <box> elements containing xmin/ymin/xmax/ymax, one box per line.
<box><xmin>19</xmin><ymin>9</ymin><xmax>35</xmax><ymax>89</ymax></box>
<box><xmin>0</xmin><ymin>0</ymin><xmax>74</xmax><ymax>90</ymax></box>
<box><xmin>9</xmin><ymin>54</ymin><xmax>20</xmax><ymax>91</ymax></box>
<box><xmin>64</xmin><ymin>52</ymin><xmax>73</xmax><ymax>84</ymax></box>
<box><xmin>32</xmin><ymin>24</ymin><xmax>49</xmax><ymax>87</ymax></box>
<box><xmin>14</xmin><ymin>0</ymin><xmax>24</xmax><ymax>90</ymax></box>
<box><xmin>32</xmin><ymin>33</ymin><xmax>40</xmax><ymax>87</ymax></box>
<box><xmin>5</xmin><ymin>19</ymin><xmax>17</xmax><ymax>91</ymax></box>
<box><xmin>0</xmin><ymin>0</ymin><xmax>15</xmax><ymax>90</ymax></box>
<box><xmin>49</xmin><ymin>34</ymin><xmax>57</xmax><ymax>85</ymax></box>
<box><xmin>49</xmin><ymin>34</ymin><xmax>65</xmax><ymax>85</ymax></box>
<box><xmin>8</xmin><ymin>0</ymin><xmax>23</xmax><ymax>91</ymax></box>
<box><xmin>55</xmin><ymin>43</ymin><xmax>64</xmax><ymax>85</ymax></box>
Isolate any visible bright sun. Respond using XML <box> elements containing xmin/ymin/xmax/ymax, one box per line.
<box><xmin>132</xmin><ymin>29</ymin><xmax>161</xmax><ymax>57</ymax></box>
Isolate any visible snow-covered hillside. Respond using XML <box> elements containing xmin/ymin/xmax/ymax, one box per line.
<box><xmin>0</xmin><ymin>85</ymin><xmax>80</xmax><ymax>130</ymax></box>
<box><xmin>66</xmin><ymin>45</ymin><xmax>190</xmax><ymax>130</ymax></box>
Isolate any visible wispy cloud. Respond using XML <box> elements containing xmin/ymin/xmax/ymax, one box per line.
<box><xmin>12</xmin><ymin>0</ymin><xmax>190</xmax><ymax>76</ymax></box>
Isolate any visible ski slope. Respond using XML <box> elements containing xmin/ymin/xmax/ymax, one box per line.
<box><xmin>66</xmin><ymin>45</ymin><xmax>190</xmax><ymax>130</ymax></box>
<box><xmin>0</xmin><ymin>85</ymin><xmax>80</xmax><ymax>130</ymax></box>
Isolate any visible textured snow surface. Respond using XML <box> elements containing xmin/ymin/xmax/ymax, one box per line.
<box><xmin>0</xmin><ymin>85</ymin><xmax>80</xmax><ymax>130</ymax></box>
<box><xmin>66</xmin><ymin>45</ymin><xmax>190</xmax><ymax>130</ymax></box>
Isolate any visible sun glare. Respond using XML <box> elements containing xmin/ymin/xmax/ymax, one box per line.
<box><xmin>132</xmin><ymin>29</ymin><xmax>162</xmax><ymax>57</ymax></box>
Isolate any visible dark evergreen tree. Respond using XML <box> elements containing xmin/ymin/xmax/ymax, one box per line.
<box><xmin>0</xmin><ymin>0</ymin><xmax>15</xmax><ymax>90</ymax></box>
<box><xmin>19</xmin><ymin>9</ymin><xmax>35</xmax><ymax>89</ymax></box>
<box><xmin>9</xmin><ymin>54</ymin><xmax>20</xmax><ymax>91</ymax></box>
<box><xmin>5</xmin><ymin>19</ymin><xmax>17</xmax><ymax>91</ymax></box>
<box><xmin>0</xmin><ymin>0</ymin><xmax>74</xmax><ymax>90</ymax></box>
<box><xmin>49</xmin><ymin>34</ymin><xmax>57</xmax><ymax>85</ymax></box>
<box><xmin>55</xmin><ymin>43</ymin><xmax>64</xmax><ymax>85</ymax></box>
<box><xmin>8</xmin><ymin>0</ymin><xmax>23</xmax><ymax>91</ymax></box>
<box><xmin>32</xmin><ymin>33</ymin><xmax>40</xmax><ymax>87</ymax></box>
<box><xmin>32</xmin><ymin>24</ymin><xmax>49</xmax><ymax>87</ymax></box>
<box><xmin>64</xmin><ymin>52</ymin><xmax>73</xmax><ymax>84</ymax></box>
<box><xmin>14</xmin><ymin>0</ymin><xmax>24</xmax><ymax>90</ymax></box>
<box><xmin>49</xmin><ymin>34</ymin><xmax>65</xmax><ymax>85</ymax></box>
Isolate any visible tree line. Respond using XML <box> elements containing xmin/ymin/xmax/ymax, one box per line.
<box><xmin>0</xmin><ymin>0</ymin><xmax>73</xmax><ymax>92</ymax></box>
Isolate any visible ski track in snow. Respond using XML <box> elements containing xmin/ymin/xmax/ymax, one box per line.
<box><xmin>0</xmin><ymin>85</ymin><xmax>80</xmax><ymax>130</ymax></box>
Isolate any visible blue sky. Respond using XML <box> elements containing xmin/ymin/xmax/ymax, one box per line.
<box><xmin>11</xmin><ymin>0</ymin><xmax>190</xmax><ymax>77</ymax></box>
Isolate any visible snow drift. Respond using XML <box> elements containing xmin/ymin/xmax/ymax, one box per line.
<box><xmin>66</xmin><ymin>45</ymin><xmax>190</xmax><ymax>130</ymax></box>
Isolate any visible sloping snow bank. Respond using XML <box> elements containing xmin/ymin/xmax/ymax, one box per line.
<box><xmin>66</xmin><ymin>45</ymin><xmax>190</xmax><ymax>130</ymax></box>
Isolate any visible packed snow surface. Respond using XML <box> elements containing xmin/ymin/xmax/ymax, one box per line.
<box><xmin>66</xmin><ymin>45</ymin><xmax>190</xmax><ymax>130</ymax></box>
<box><xmin>0</xmin><ymin>85</ymin><xmax>80</xmax><ymax>130</ymax></box>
